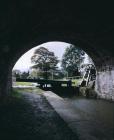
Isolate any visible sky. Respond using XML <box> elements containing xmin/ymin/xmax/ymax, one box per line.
<box><xmin>13</xmin><ymin>41</ymin><xmax>70</xmax><ymax>72</ymax></box>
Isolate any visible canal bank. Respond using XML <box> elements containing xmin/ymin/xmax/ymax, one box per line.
<box><xmin>43</xmin><ymin>91</ymin><xmax>114</xmax><ymax>140</ymax></box>
<box><xmin>0</xmin><ymin>89</ymin><xmax>78</xmax><ymax>140</ymax></box>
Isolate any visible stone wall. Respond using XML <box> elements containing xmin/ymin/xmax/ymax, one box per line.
<box><xmin>95</xmin><ymin>68</ymin><xmax>114</xmax><ymax>101</ymax></box>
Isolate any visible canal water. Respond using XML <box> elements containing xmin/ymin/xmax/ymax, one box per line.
<box><xmin>63</xmin><ymin>96</ymin><xmax>114</xmax><ymax>140</ymax></box>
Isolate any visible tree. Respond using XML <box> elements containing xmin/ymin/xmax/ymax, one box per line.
<box><xmin>28</xmin><ymin>70</ymin><xmax>38</xmax><ymax>79</ymax></box>
<box><xmin>12</xmin><ymin>70</ymin><xmax>30</xmax><ymax>79</ymax></box>
<box><xmin>20</xmin><ymin>71</ymin><xmax>29</xmax><ymax>79</ymax></box>
<box><xmin>31</xmin><ymin>47</ymin><xmax>59</xmax><ymax>79</ymax></box>
<box><xmin>12</xmin><ymin>70</ymin><xmax>21</xmax><ymax>79</ymax></box>
<box><xmin>61</xmin><ymin>45</ymin><xmax>85</xmax><ymax>77</ymax></box>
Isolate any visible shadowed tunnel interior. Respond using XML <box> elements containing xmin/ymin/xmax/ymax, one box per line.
<box><xmin>0</xmin><ymin>2</ymin><xmax>114</xmax><ymax>100</ymax></box>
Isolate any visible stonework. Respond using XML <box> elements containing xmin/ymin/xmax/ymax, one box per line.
<box><xmin>0</xmin><ymin>1</ymin><xmax>114</xmax><ymax>99</ymax></box>
<box><xmin>95</xmin><ymin>68</ymin><xmax>114</xmax><ymax>101</ymax></box>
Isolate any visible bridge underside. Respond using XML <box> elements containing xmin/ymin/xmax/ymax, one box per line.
<box><xmin>0</xmin><ymin>1</ymin><xmax>114</xmax><ymax>100</ymax></box>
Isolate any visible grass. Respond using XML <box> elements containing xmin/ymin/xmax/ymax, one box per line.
<box><xmin>62</xmin><ymin>79</ymin><xmax>82</xmax><ymax>87</ymax></box>
<box><xmin>13</xmin><ymin>82</ymin><xmax>43</xmax><ymax>94</ymax></box>
<box><xmin>13</xmin><ymin>87</ymin><xmax>44</xmax><ymax>95</ymax></box>
<box><xmin>72</xmin><ymin>79</ymin><xmax>82</xmax><ymax>86</ymax></box>
<box><xmin>14</xmin><ymin>82</ymin><xmax>36</xmax><ymax>86</ymax></box>
<box><xmin>0</xmin><ymin>90</ymin><xmax>37</xmax><ymax>140</ymax></box>
<box><xmin>11</xmin><ymin>89</ymin><xmax>23</xmax><ymax>98</ymax></box>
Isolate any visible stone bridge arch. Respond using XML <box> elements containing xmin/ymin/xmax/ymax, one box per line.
<box><xmin>0</xmin><ymin>2</ymin><xmax>114</xmax><ymax>100</ymax></box>
<box><xmin>4</xmin><ymin>36</ymin><xmax>114</xmax><ymax>101</ymax></box>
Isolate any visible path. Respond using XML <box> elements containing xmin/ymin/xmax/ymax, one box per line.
<box><xmin>0</xmin><ymin>91</ymin><xmax>78</xmax><ymax>140</ymax></box>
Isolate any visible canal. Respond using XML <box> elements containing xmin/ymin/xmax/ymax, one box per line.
<box><xmin>63</xmin><ymin>96</ymin><xmax>114</xmax><ymax>140</ymax></box>
<box><xmin>41</xmin><ymin>86</ymin><xmax>114</xmax><ymax>139</ymax></box>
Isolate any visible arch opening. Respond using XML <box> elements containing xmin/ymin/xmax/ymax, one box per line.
<box><xmin>12</xmin><ymin>41</ymin><xmax>96</xmax><ymax>98</ymax></box>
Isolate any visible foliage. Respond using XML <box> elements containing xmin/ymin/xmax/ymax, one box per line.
<box><xmin>29</xmin><ymin>69</ymin><xmax>65</xmax><ymax>80</ymax></box>
<box><xmin>20</xmin><ymin>71</ymin><xmax>29</xmax><ymax>79</ymax></box>
<box><xmin>12</xmin><ymin>70</ymin><xmax>21</xmax><ymax>78</ymax></box>
<box><xmin>12</xmin><ymin>70</ymin><xmax>29</xmax><ymax>79</ymax></box>
<box><xmin>28</xmin><ymin>70</ymin><xmax>38</xmax><ymax>79</ymax></box>
<box><xmin>61</xmin><ymin>45</ymin><xmax>85</xmax><ymax>77</ymax></box>
<box><xmin>31</xmin><ymin>47</ymin><xmax>59</xmax><ymax>79</ymax></box>
<box><xmin>54</xmin><ymin>71</ymin><xmax>65</xmax><ymax>79</ymax></box>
